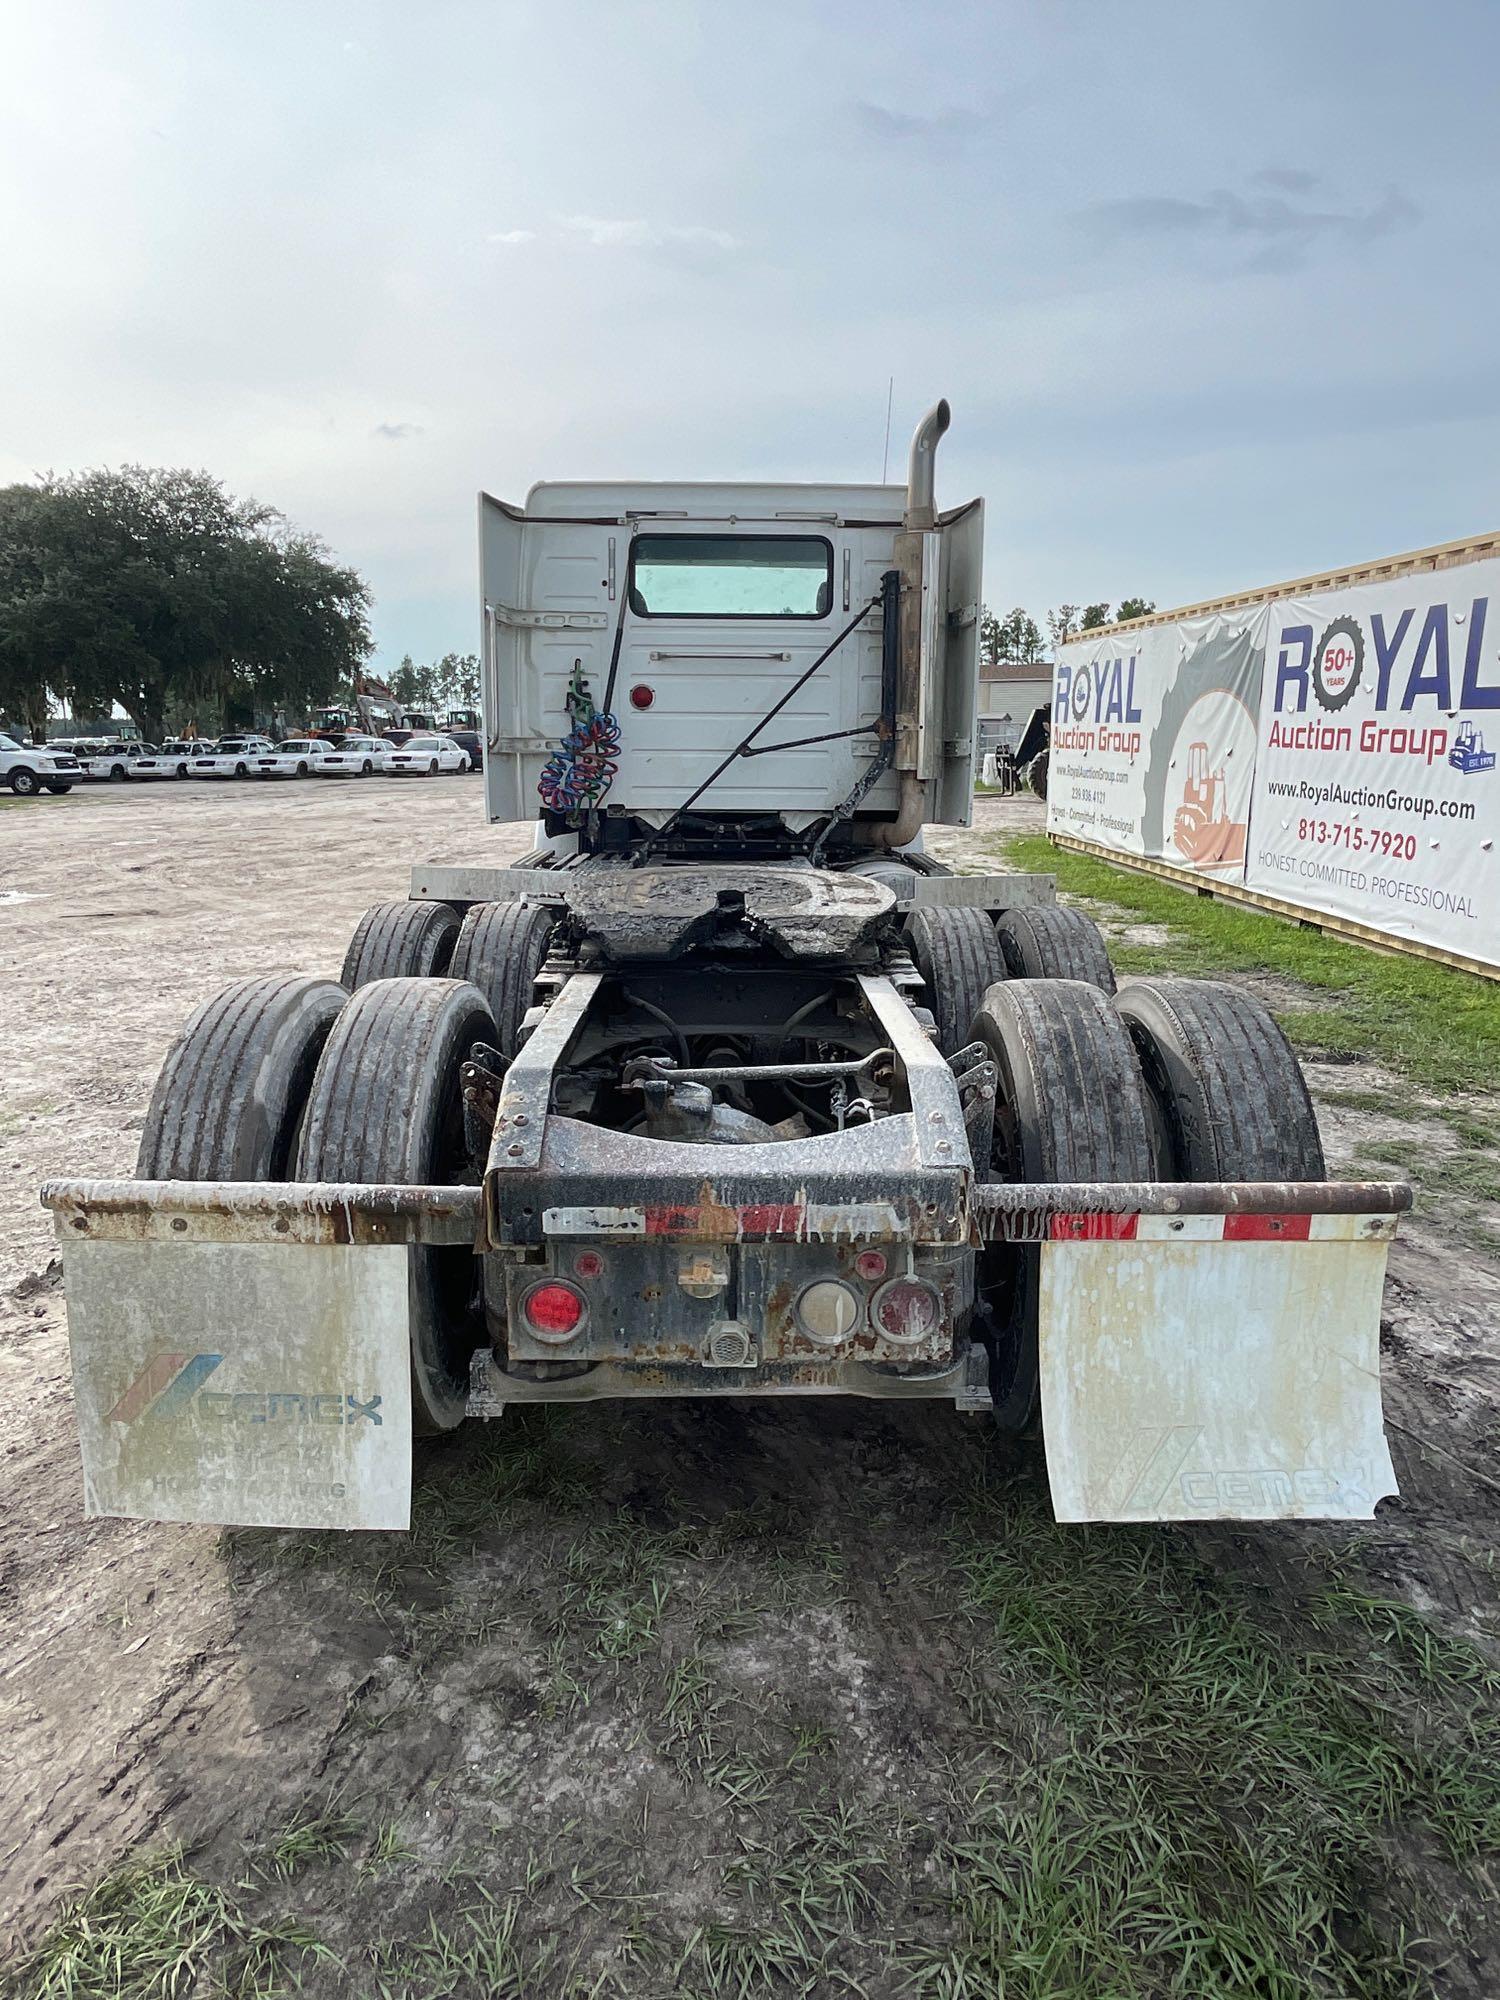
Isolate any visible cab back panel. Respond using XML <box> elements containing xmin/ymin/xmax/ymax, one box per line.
<box><xmin>481</xmin><ymin>485</ymin><xmax>978</xmax><ymax>830</ymax></box>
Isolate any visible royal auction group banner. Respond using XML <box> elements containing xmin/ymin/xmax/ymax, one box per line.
<box><xmin>1046</xmin><ymin>554</ymin><xmax>1500</xmax><ymax>968</ymax></box>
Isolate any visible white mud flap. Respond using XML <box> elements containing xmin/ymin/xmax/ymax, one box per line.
<box><xmin>1039</xmin><ymin>1213</ymin><xmax>1399</xmax><ymax>1522</ymax></box>
<box><xmin>65</xmin><ymin>1241</ymin><xmax>413</xmax><ymax>1530</ymax></box>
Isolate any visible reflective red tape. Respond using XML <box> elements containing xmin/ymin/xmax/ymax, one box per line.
<box><xmin>1050</xmin><ymin>1213</ymin><xmax>1140</xmax><ymax>1241</ymax></box>
<box><xmin>1222</xmin><ymin>1213</ymin><xmax>1311</xmax><ymax>1241</ymax></box>
<box><xmin>643</xmin><ymin>1203</ymin><xmax>805</xmax><ymax>1238</ymax></box>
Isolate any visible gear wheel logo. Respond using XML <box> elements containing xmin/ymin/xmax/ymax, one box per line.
<box><xmin>1068</xmin><ymin>665</ymin><xmax>1092</xmax><ymax>723</ymax></box>
<box><xmin>1313</xmin><ymin>615</ymin><xmax>1364</xmax><ymax>712</ymax></box>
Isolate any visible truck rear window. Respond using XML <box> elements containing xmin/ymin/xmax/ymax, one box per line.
<box><xmin>629</xmin><ymin>535</ymin><xmax>832</xmax><ymax>619</ymax></box>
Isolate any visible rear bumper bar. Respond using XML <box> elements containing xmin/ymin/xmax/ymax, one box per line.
<box><xmin>41</xmin><ymin>1176</ymin><xmax>1412</xmax><ymax>1247</ymax></box>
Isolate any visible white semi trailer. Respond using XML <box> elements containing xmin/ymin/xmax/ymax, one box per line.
<box><xmin>44</xmin><ymin>404</ymin><xmax>1405</xmax><ymax>1531</ymax></box>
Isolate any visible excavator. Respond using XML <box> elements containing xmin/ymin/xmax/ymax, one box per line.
<box><xmin>308</xmin><ymin>672</ymin><xmax>405</xmax><ymax>742</ymax></box>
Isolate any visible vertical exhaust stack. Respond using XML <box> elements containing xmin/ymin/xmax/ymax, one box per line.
<box><xmin>904</xmin><ymin>398</ymin><xmax>951</xmax><ymax>530</ymax></box>
<box><xmin>870</xmin><ymin>397</ymin><xmax>952</xmax><ymax>847</ymax></box>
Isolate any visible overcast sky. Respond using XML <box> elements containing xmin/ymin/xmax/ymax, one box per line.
<box><xmin>2</xmin><ymin>1</ymin><xmax>1496</xmax><ymax>669</ymax></box>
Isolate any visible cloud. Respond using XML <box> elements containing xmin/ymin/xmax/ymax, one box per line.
<box><xmin>487</xmin><ymin>228</ymin><xmax>536</xmax><ymax>246</ymax></box>
<box><xmin>1253</xmin><ymin>166</ymin><xmax>1320</xmax><ymax>194</ymax></box>
<box><xmin>557</xmin><ymin>215</ymin><xmax>737</xmax><ymax>252</ymax></box>
<box><xmin>849</xmin><ymin>100</ymin><xmax>981</xmax><ymax>147</ymax></box>
<box><xmin>1082</xmin><ymin>180</ymin><xmax>1419</xmax><ymax>267</ymax></box>
<box><xmin>372</xmin><ymin>421</ymin><xmax>422</xmax><ymax>440</ymax></box>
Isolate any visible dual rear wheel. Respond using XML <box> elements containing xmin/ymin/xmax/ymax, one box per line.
<box><xmin>137</xmin><ymin>894</ymin><xmax>557</xmax><ymax>1430</ymax></box>
<box><xmin>136</xmin><ymin>968</ymin><xmax>498</xmax><ymax>1434</ymax></box>
<box><xmin>971</xmin><ymin>973</ymin><xmax>1324</xmax><ymax>1431</ymax></box>
<box><xmin>906</xmin><ymin>901</ymin><xmax>1116</xmax><ymax>1059</ymax></box>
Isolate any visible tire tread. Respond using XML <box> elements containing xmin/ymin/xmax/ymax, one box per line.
<box><xmin>341</xmin><ymin>900</ymin><xmax>460</xmax><ymax>989</ymax></box>
<box><xmin>1115</xmin><ymin>978</ymin><xmax>1324</xmax><ymax>1180</ymax></box>
<box><xmin>997</xmin><ymin>906</ymin><xmax>1116</xmax><ymax>994</ymax></box>
<box><xmin>908</xmin><ymin>907</ymin><xmax>1008</xmax><ymax>1056</ymax></box>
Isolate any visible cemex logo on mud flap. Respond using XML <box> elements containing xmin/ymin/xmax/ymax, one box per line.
<box><xmin>107</xmin><ymin>1352</ymin><xmax>382</xmax><ymax>1427</ymax></box>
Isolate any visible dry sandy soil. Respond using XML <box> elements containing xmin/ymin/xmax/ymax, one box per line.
<box><xmin>2</xmin><ymin>780</ymin><xmax>1498</xmax><ymax>1997</ymax></box>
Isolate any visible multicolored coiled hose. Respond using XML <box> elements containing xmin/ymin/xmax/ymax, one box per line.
<box><xmin>538</xmin><ymin>663</ymin><xmax>620</xmax><ymax>812</ymax></box>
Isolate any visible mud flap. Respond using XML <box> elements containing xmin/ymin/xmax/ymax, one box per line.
<box><xmin>1039</xmin><ymin>1214</ymin><xmax>1399</xmax><ymax>1522</ymax></box>
<box><xmin>65</xmin><ymin>1241</ymin><xmax>413</xmax><ymax>1530</ymax></box>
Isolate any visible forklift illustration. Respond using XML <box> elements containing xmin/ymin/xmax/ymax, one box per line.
<box><xmin>1450</xmin><ymin>721</ymin><xmax>1496</xmax><ymax>774</ymax></box>
<box><xmin>1172</xmin><ymin>740</ymin><xmax>1247</xmax><ymax>868</ymax></box>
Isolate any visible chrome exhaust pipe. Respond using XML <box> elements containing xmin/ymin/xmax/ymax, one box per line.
<box><xmin>904</xmin><ymin>398</ymin><xmax>951</xmax><ymax>529</ymax></box>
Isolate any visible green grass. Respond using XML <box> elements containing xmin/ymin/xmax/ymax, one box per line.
<box><xmin>6</xmin><ymin>1849</ymin><xmax>322</xmax><ymax>1999</ymax></box>
<box><xmin>902</xmin><ymin>1473</ymin><xmax>1500</xmax><ymax>2000</ymax></box>
<box><xmin>996</xmin><ymin>832</ymin><xmax>1500</xmax><ymax>1095</ymax></box>
<box><xmin>261</xmin><ymin>1804</ymin><xmax>361</xmax><ymax>1880</ymax></box>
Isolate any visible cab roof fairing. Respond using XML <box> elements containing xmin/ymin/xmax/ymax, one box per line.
<box><xmin>483</xmin><ymin>480</ymin><xmax>911</xmax><ymax>526</ymax></box>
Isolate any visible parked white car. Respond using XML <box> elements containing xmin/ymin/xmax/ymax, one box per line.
<box><xmin>189</xmin><ymin>736</ymin><xmax>277</xmax><ymax>778</ymax></box>
<box><xmin>75</xmin><ymin>739</ymin><xmax>147</xmax><ymax>782</ymax></box>
<box><xmin>129</xmin><ymin>739</ymin><xmax>204</xmax><ymax>779</ymax></box>
<box><xmin>255</xmin><ymin>738</ymin><xmax>338</xmax><ymax>779</ymax></box>
<box><xmin>381</xmin><ymin>734</ymin><xmax>471</xmax><ymax>776</ymax></box>
<box><xmin>0</xmin><ymin>732</ymin><xmax>81</xmax><ymax>796</ymax></box>
<box><xmin>315</xmin><ymin>734</ymin><xmax>386</xmax><ymax>778</ymax></box>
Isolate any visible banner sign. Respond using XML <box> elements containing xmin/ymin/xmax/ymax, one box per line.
<box><xmin>1046</xmin><ymin>556</ymin><xmax>1500</xmax><ymax>968</ymax></box>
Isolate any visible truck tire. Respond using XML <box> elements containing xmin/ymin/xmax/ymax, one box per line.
<box><xmin>907</xmin><ymin>906</ymin><xmax>1008</xmax><ymax>1056</ymax></box>
<box><xmin>295</xmin><ymin>978</ymin><xmax>496</xmax><ymax>1433</ymax></box>
<box><xmin>971</xmin><ymin>978</ymin><xmax>1154</xmax><ymax>1431</ymax></box>
<box><xmin>1027</xmin><ymin>749</ymin><xmax>1049</xmax><ymax>799</ymax></box>
<box><xmin>137</xmin><ymin>975</ymin><xmax>348</xmax><ymax>1181</ymax></box>
<box><xmin>341</xmin><ymin>900</ymin><xmax>460</xmax><ymax>989</ymax></box>
<box><xmin>447</xmin><ymin>900</ymin><xmax>556</xmax><ymax>1057</ymax></box>
<box><xmin>9</xmin><ymin>768</ymin><xmax>39</xmax><ymax>796</ymax></box>
<box><xmin>996</xmin><ymin>906</ymin><xmax>1116</xmax><ymax>994</ymax></box>
<box><xmin>1114</xmin><ymin>979</ymin><xmax>1325</xmax><ymax>1182</ymax></box>
<box><xmin>44</xmin><ymin>782</ymin><xmax>73</xmax><ymax>795</ymax></box>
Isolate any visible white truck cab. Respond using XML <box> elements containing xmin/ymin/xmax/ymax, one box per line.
<box><xmin>480</xmin><ymin>403</ymin><xmax>980</xmax><ymax>858</ymax></box>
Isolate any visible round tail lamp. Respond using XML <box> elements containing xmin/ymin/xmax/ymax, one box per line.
<box><xmin>629</xmin><ymin>684</ymin><xmax>655</xmax><ymax>709</ymax></box>
<box><xmin>871</xmin><ymin>1277</ymin><xmax>941</xmax><ymax>1346</ymax></box>
<box><xmin>521</xmin><ymin>1280</ymin><xmax>586</xmax><ymax>1343</ymax></box>
<box><xmin>794</xmin><ymin>1279</ymin><xmax>861</xmax><ymax>1347</ymax></box>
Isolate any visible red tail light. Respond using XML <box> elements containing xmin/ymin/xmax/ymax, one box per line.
<box><xmin>522</xmin><ymin>1281</ymin><xmax>585</xmax><ymax>1341</ymax></box>
<box><xmin>872</xmin><ymin>1277</ymin><xmax>940</xmax><ymax>1345</ymax></box>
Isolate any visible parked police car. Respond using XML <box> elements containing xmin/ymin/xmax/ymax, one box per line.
<box><xmin>190</xmin><ymin>735</ymin><xmax>277</xmax><ymax>778</ymax></box>
<box><xmin>129</xmin><ymin>739</ymin><xmax>203</xmax><ymax>778</ymax></box>
<box><xmin>316</xmin><ymin>733</ymin><xmax>387</xmax><ymax>778</ymax></box>
<box><xmin>380</xmin><ymin>733</ymin><xmax>471</xmax><ymax>776</ymax></box>
<box><xmin>255</xmin><ymin>738</ymin><xmax>339</xmax><ymax>779</ymax></box>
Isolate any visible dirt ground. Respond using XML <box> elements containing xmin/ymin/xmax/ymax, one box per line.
<box><xmin>2</xmin><ymin>781</ymin><xmax>1498</xmax><ymax>1997</ymax></box>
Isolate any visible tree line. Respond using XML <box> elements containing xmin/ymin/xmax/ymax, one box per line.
<box><xmin>0</xmin><ymin>465</ymin><xmax>373</xmax><ymax>742</ymax></box>
<box><xmin>387</xmin><ymin>652</ymin><xmax>481</xmax><ymax>715</ymax></box>
<box><xmin>980</xmin><ymin>596</ymin><xmax>1157</xmax><ymax>667</ymax></box>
